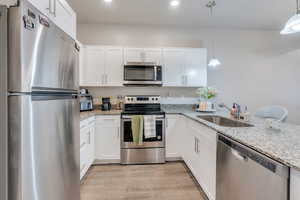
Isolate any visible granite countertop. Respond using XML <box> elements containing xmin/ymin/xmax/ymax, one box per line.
<box><xmin>162</xmin><ymin>104</ymin><xmax>300</xmax><ymax>171</ymax></box>
<box><xmin>80</xmin><ymin>105</ymin><xmax>300</xmax><ymax>171</ymax></box>
<box><xmin>80</xmin><ymin>109</ymin><xmax>122</xmax><ymax>120</ymax></box>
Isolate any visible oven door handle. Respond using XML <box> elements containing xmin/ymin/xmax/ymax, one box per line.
<box><xmin>122</xmin><ymin>115</ymin><xmax>165</xmax><ymax>120</ymax></box>
<box><xmin>154</xmin><ymin>66</ymin><xmax>157</xmax><ymax>81</ymax></box>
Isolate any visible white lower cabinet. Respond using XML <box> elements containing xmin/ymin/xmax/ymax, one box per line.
<box><xmin>291</xmin><ymin>168</ymin><xmax>300</xmax><ymax>200</ymax></box>
<box><xmin>183</xmin><ymin>117</ymin><xmax>217</xmax><ymax>200</ymax></box>
<box><xmin>166</xmin><ymin>115</ymin><xmax>183</xmax><ymax>159</ymax></box>
<box><xmin>80</xmin><ymin>116</ymin><xmax>95</xmax><ymax>180</ymax></box>
<box><xmin>94</xmin><ymin>115</ymin><xmax>121</xmax><ymax>162</ymax></box>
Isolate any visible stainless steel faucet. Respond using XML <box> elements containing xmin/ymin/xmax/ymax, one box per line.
<box><xmin>234</xmin><ymin>103</ymin><xmax>241</xmax><ymax>119</ymax></box>
<box><xmin>219</xmin><ymin>102</ymin><xmax>242</xmax><ymax>119</ymax></box>
<box><xmin>218</xmin><ymin>103</ymin><xmax>231</xmax><ymax>111</ymax></box>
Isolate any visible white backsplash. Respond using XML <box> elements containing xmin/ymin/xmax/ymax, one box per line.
<box><xmin>161</xmin><ymin>97</ymin><xmax>199</xmax><ymax>104</ymax></box>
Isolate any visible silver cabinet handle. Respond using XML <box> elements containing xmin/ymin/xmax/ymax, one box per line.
<box><xmin>185</xmin><ymin>75</ymin><xmax>188</xmax><ymax>86</ymax></box>
<box><xmin>80</xmin><ymin>164</ymin><xmax>86</xmax><ymax>172</ymax></box>
<box><xmin>182</xmin><ymin>75</ymin><xmax>185</xmax><ymax>85</ymax></box>
<box><xmin>53</xmin><ymin>0</ymin><xmax>57</xmax><ymax>17</ymax></box>
<box><xmin>80</xmin><ymin>142</ymin><xmax>86</xmax><ymax>149</ymax></box>
<box><xmin>197</xmin><ymin>138</ymin><xmax>199</xmax><ymax>153</ymax></box>
<box><xmin>88</xmin><ymin>131</ymin><xmax>91</xmax><ymax>144</ymax></box>
<box><xmin>166</xmin><ymin>118</ymin><xmax>168</xmax><ymax>128</ymax></box>
<box><xmin>194</xmin><ymin>137</ymin><xmax>197</xmax><ymax>153</ymax></box>
<box><xmin>194</xmin><ymin>137</ymin><xmax>199</xmax><ymax>154</ymax></box>
<box><xmin>101</xmin><ymin>74</ymin><xmax>105</xmax><ymax>85</ymax></box>
<box><xmin>117</xmin><ymin>127</ymin><xmax>120</xmax><ymax>138</ymax></box>
<box><xmin>46</xmin><ymin>0</ymin><xmax>51</xmax><ymax>13</ymax></box>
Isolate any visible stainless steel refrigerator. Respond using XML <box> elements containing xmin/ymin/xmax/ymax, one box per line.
<box><xmin>0</xmin><ymin>1</ymin><xmax>80</xmax><ymax>200</ymax></box>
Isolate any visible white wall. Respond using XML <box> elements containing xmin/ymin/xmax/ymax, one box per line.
<box><xmin>77</xmin><ymin>24</ymin><xmax>300</xmax><ymax>124</ymax></box>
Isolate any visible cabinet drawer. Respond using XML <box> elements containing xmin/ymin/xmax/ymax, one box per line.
<box><xmin>80</xmin><ymin>129</ymin><xmax>91</xmax><ymax>150</ymax></box>
<box><xmin>80</xmin><ymin>144</ymin><xmax>89</xmax><ymax>179</ymax></box>
<box><xmin>186</xmin><ymin>118</ymin><xmax>217</xmax><ymax>143</ymax></box>
<box><xmin>96</xmin><ymin>116</ymin><xmax>120</xmax><ymax>127</ymax></box>
<box><xmin>80</xmin><ymin>116</ymin><xmax>95</xmax><ymax>129</ymax></box>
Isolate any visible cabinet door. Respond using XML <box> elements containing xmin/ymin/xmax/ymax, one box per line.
<box><xmin>187</xmin><ymin>119</ymin><xmax>217</xmax><ymax>200</ymax></box>
<box><xmin>80</xmin><ymin>127</ymin><xmax>90</xmax><ymax>179</ymax></box>
<box><xmin>95</xmin><ymin>116</ymin><xmax>120</xmax><ymax>161</ymax></box>
<box><xmin>184</xmin><ymin>49</ymin><xmax>207</xmax><ymax>87</ymax></box>
<box><xmin>28</xmin><ymin>0</ymin><xmax>51</xmax><ymax>17</ymax></box>
<box><xmin>105</xmin><ymin>47</ymin><xmax>123</xmax><ymax>86</ymax></box>
<box><xmin>144</xmin><ymin>48</ymin><xmax>162</xmax><ymax>65</ymax></box>
<box><xmin>80</xmin><ymin>46</ymin><xmax>105</xmax><ymax>86</ymax></box>
<box><xmin>54</xmin><ymin>0</ymin><xmax>76</xmax><ymax>39</ymax></box>
<box><xmin>291</xmin><ymin>169</ymin><xmax>300</xmax><ymax>200</ymax></box>
<box><xmin>87</xmin><ymin>122</ymin><xmax>95</xmax><ymax>166</ymax></box>
<box><xmin>166</xmin><ymin>115</ymin><xmax>181</xmax><ymax>159</ymax></box>
<box><xmin>163</xmin><ymin>49</ymin><xmax>185</xmax><ymax>86</ymax></box>
<box><xmin>124</xmin><ymin>48</ymin><xmax>144</xmax><ymax>63</ymax></box>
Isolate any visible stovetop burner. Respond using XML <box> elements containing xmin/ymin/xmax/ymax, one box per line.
<box><xmin>121</xmin><ymin>111</ymin><xmax>165</xmax><ymax>116</ymax></box>
<box><xmin>122</xmin><ymin>95</ymin><xmax>163</xmax><ymax>115</ymax></box>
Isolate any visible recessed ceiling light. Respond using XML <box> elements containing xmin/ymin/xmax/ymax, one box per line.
<box><xmin>170</xmin><ymin>0</ymin><xmax>180</xmax><ymax>7</ymax></box>
<box><xmin>104</xmin><ymin>0</ymin><xmax>112</xmax><ymax>3</ymax></box>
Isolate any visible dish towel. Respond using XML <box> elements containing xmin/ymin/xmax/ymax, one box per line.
<box><xmin>131</xmin><ymin>115</ymin><xmax>144</xmax><ymax>145</ymax></box>
<box><xmin>144</xmin><ymin>115</ymin><xmax>156</xmax><ymax>139</ymax></box>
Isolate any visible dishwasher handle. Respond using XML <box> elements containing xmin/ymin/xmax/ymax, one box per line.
<box><xmin>218</xmin><ymin>135</ymin><xmax>289</xmax><ymax>179</ymax></box>
<box><xmin>231</xmin><ymin>149</ymin><xmax>248</xmax><ymax>162</ymax></box>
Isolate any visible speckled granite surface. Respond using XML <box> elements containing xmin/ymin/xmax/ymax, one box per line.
<box><xmin>80</xmin><ymin>109</ymin><xmax>122</xmax><ymax>120</ymax></box>
<box><xmin>80</xmin><ymin>105</ymin><xmax>300</xmax><ymax>171</ymax></box>
<box><xmin>162</xmin><ymin>104</ymin><xmax>300</xmax><ymax>171</ymax></box>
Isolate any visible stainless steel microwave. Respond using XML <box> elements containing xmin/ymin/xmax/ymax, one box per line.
<box><xmin>123</xmin><ymin>63</ymin><xmax>162</xmax><ymax>86</ymax></box>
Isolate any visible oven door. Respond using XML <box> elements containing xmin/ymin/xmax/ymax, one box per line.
<box><xmin>123</xmin><ymin>65</ymin><xmax>162</xmax><ymax>85</ymax></box>
<box><xmin>121</xmin><ymin>115</ymin><xmax>165</xmax><ymax>148</ymax></box>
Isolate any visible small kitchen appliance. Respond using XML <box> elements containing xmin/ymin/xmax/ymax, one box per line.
<box><xmin>0</xmin><ymin>2</ymin><xmax>80</xmax><ymax>200</ymax></box>
<box><xmin>121</xmin><ymin>95</ymin><xmax>166</xmax><ymax>164</ymax></box>
<box><xmin>123</xmin><ymin>62</ymin><xmax>162</xmax><ymax>86</ymax></box>
<box><xmin>80</xmin><ymin>95</ymin><xmax>93</xmax><ymax>112</ymax></box>
<box><xmin>101</xmin><ymin>97</ymin><xmax>112</xmax><ymax>111</ymax></box>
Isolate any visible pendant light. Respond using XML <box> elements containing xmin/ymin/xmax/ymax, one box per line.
<box><xmin>281</xmin><ymin>0</ymin><xmax>300</xmax><ymax>35</ymax></box>
<box><xmin>206</xmin><ymin>1</ymin><xmax>221</xmax><ymax>68</ymax></box>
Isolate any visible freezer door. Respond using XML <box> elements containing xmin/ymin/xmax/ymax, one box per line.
<box><xmin>0</xmin><ymin>6</ymin><xmax>8</xmax><ymax>200</ymax></box>
<box><xmin>8</xmin><ymin>94</ymin><xmax>80</xmax><ymax>200</ymax></box>
<box><xmin>8</xmin><ymin>0</ymin><xmax>79</xmax><ymax>93</ymax></box>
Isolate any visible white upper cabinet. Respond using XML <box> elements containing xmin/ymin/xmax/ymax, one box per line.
<box><xmin>124</xmin><ymin>48</ymin><xmax>162</xmax><ymax>64</ymax></box>
<box><xmin>144</xmin><ymin>48</ymin><xmax>163</xmax><ymax>64</ymax></box>
<box><xmin>105</xmin><ymin>47</ymin><xmax>124</xmax><ymax>86</ymax></box>
<box><xmin>163</xmin><ymin>48</ymin><xmax>207</xmax><ymax>87</ymax></box>
<box><xmin>28</xmin><ymin>0</ymin><xmax>76</xmax><ymax>39</ymax></box>
<box><xmin>124</xmin><ymin>48</ymin><xmax>144</xmax><ymax>63</ymax></box>
<box><xmin>80</xmin><ymin>46</ymin><xmax>206</xmax><ymax>87</ymax></box>
<box><xmin>80</xmin><ymin>46</ymin><xmax>123</xmax><ymax>87</ymax></box>
<box><xmin>163</xmin><ymin>48</ymin><xmax>185</xmax><ymax>86</ymax></box>
<box><xmin>28</xmin><ymin>0</ymin><xmax>50</xmax><ymax>16</ymax></box>
<box><xmin>80</xmin><ymin>46</ymin><xmax>105</xmax><ymax>87</ymax></box>
<box><xmin>53</xmin><ymin>0</ymin><xmax>76</xmax><ymax>39</ymax></box>
<box><xmin>184</xmin><ymin>49</ymin><xmax>207</xmax><ymax>87</ymax></box>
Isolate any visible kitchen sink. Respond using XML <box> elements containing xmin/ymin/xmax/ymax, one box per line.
<box><xmin>197</xmin><ymin>115</ymin><xmax>254</xmax><ymax>127</ymax></box>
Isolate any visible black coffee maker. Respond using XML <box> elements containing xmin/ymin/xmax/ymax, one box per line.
<box><xmin>101</xmin><ymin>97</ymin><xmax>112</xmax><ymax>111</ymax></box>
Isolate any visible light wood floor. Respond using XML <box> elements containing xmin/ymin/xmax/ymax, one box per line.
<box><xmin>80</xmin><ymin>162</ymin><xmax>207</xmax><ymax>200</ymax></box>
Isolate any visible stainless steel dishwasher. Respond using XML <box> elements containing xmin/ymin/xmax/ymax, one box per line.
<box><xmin>216</xmin><ymin>135</ymin><xmax>289</xmax><ymax>200</ymax></box>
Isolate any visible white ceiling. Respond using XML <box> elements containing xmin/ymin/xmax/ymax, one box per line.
<box><xmin>66</xmin><ymin>0</ymin><xmax>297</xmax><ymax>30</ymax></box>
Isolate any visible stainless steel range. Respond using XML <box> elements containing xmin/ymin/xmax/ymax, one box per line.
<box><xmin>121</xmin><ymin>95</ymin><xmax>166</xmax><ymax>164</ymax></box>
